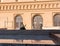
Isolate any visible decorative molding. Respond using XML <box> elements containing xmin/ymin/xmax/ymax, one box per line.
<box><xmin>31</xmin><ymin>13</ymin><xmax>44</xmax><ymax>16</ymax></box>
<box><xmin>52</xmin><ymin>12</ymin><xmax>60</xmax><ymax>17</ymax></box>
<box><xmin>0</xmin><ymin>2</ymin><xmax>59</xmax><ymax>10</ymax></box>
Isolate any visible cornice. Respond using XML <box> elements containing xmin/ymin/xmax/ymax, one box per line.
<box><xmin>0</xmin><ymin>2</ymin><xmax>60</xmax><ymax>11</ymax></box>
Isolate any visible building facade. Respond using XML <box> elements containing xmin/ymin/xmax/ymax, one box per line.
<box><xmin>0</xmin><ymin>0</ymin><xmax>60</xmax><ymax>30</ymax></box>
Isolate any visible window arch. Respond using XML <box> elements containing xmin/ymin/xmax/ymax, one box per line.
<box><xmin>14</xmin><ymin>15</ymin><xmax>23</xmax><ymax>30</ymax></box>
<box><xmin>32</xmin><ymin>15</ymin><xmax>43</xmax><ymax>30</ymax></box>
<box><xmin>16</xmin><ymin>0</ymin><xmax>18</xmax><ymax>2</ymax></box>
<box><xmin>0</xmin><ymin>0</ymin><xmax>1</xmax><ymax>2</ymax></box>
<box><xmin>53</xmin><ymin>14</ymin><xmax>60</xmax><ymax>26</ymax></box>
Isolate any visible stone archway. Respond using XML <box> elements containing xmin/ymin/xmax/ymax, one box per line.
<box><xmin>33</xmin><ymin>15</ymin><xmax>43</xmax><ymax>30</ymax></box>
<box><xmin>53</xmin><ymin>14</ymin><xmax>60</xmax><ymax>26</ymax></box>
<box><xmin>15</xmin><ymin>15</ymin><xmax>23</xmax><ymax>30</ymax></box>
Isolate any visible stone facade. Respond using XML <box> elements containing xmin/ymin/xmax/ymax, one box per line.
<box><xmin>0</xmin><ymin>0</ymin><xmax>60</xmax><ymax>30</ymax></box>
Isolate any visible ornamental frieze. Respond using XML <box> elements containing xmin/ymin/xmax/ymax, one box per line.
<box><xmin>0</xmin><ymin>3</ymin><xmax>59</xmax><ymax>10</ymax></box>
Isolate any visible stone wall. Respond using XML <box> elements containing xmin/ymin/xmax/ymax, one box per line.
<box><xmin>0</xmin><ymin>2</ymin><xmax>60</xmax><ymax>30</ymax></box>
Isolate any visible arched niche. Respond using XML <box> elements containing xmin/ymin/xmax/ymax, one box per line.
<box><xmin>32</xmin><ymin>14</ymin><xmax>43</xmax><ymax>30</ymax></box>
<box><xmin>14</xmin><ymin>15</ymin><xmax>23</xmax><ymax>30</ymax></box>
<box><xmin>53</xmin><ymin>14</ymin><xmax>60</xmax><ymax>26</ymax></box>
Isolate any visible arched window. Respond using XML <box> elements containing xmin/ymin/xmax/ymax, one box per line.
<box><xmin>15</xmin><ymin>15</ymin><xmax>23</xmax><ymax>30</ymax></box>
<box><xmin>53</xmin><ymin>14</ymin><xmax>60</xmax><ymax>26</ymax></box>
<box><xmin>33</xmin><ymin>15</ymin><xmax>43</xmax><ymax>30</ymax></box>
